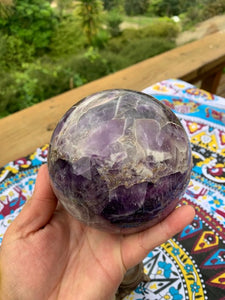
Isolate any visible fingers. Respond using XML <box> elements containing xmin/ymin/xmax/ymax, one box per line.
<box><xmin>121</xmin><ymin>205</ymin><xmax>195</xmax><ymax>270</ymax></box>
<box><xmin>9</xmin><ymin>164</ymin><xmax>58</xmax><ymax>237</ymax></box>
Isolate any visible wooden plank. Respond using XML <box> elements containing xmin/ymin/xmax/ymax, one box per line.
<box><xmin>1</xmin><ymin>31</ymin><xmax>225</xmax><ymax>167</ymax></box>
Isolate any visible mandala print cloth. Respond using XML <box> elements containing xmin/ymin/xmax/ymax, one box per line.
<box><xmin>0</xmin><ymin>79</ymin><xmax>225</xmax><ymax>300</ymax></box>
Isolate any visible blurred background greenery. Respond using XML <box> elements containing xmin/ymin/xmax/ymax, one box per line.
<box><xmin>0</xmin><ymin>0</ymin><xmax>225</xmax><ymax>117</ymax></box>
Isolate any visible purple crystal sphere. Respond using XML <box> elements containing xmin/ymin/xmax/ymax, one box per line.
<box><xmin>48</xmin><ymin>89</ymin><xmax>192</xmax><ymax>234</ymax></box>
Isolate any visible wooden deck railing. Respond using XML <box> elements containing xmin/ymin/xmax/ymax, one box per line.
<box><xmin>1</xmin><ymin>31</ymin><xmax>225</xmax><ymax>167</ymax></box>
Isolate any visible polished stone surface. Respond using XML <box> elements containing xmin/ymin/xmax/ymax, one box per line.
<box><xmin>48</xmin><ymin>89</ymin><xmax>192</xmax><ymax>233</ymax></box>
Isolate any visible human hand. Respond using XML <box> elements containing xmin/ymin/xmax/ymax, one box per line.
<box><xmin>0</xmin><ymin>164</ymin><xmax>195</xmax><ymax>300</ymax></box>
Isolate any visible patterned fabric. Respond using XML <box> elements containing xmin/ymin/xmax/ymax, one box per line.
<box><xmin>0</xmin><ymin>79</ymin><xmax>225</xmax><ymax>299</ymax></box>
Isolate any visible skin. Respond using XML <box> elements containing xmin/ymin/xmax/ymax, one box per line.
<box><xmin>0</xmin><ymin>164</ymin><xmax>195</xmax><ymax>300</ymax></box>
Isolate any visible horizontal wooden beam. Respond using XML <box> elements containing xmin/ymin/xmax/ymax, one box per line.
<box><xmin>1</xmin><ymin>31</ymin><xmax>225</xmax><ymax>167</ymax></box>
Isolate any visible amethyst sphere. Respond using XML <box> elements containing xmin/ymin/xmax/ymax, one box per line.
<box><xmin>48</xmin><ymin>89</ymin><xmax>192</xmax><ymax>234</ymax></box>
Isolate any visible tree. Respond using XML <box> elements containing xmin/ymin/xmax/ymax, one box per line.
<box><xmin>0</xmin><ymin>33</ymin><xmax>35</xmax><ymax>70</ymax></box>
<box><xmin>75</xmin><ymin>0</ymin><xmax>104</xmax><ymax>45</ymax></box>
<box><xmin>56</xmin><ymin>0</ymin><xmax>73</xmax><ymax>20</ymax></box>
<box><xmin>149</xmin><ymin>0</ymin><xmax>198</xmax><ymax>17</ymax></box>
<box><xmin>0</xmin><ymin>0</ymin><xmax>58</xmax><ymax>53</ymax></box>
<box><xmin>201</xmin><ymin>0</ymin><xmax>225</xmax><ymax>20</ymax></box>
<box><xmin>102</xmin><ymin>0</ymin><xmax>121</xmax><ymax>11</ymax></box>
<box><xmin>49</xmin><ymin>17</ymin><xmax>86</xmax><ymax>57</ymax></box>
<box><xmin>148</xmin><ymin>0</ymin><xmax>180</xmax><ymax>16</ymax></box>
<box><xmin>106</xmin><ymin>9</ymin><xmax>122</xmax><ymax>37</ymax></box>
<box><xmin>0</xmin><ymin>0</ymin><xmax>14</xmax><ymax>18</ymax></box>
<box><xmin>124</xmin><ymin>0</ymin><xmax>149</xmax><ymax>16</ymax></box>
<box><xmin>178</xmin><ymin>0</ymin><xmax>198</xmax><ymax>14</ymax></box>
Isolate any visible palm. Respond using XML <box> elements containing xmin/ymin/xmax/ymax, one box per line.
<box><xmin>0</xmin><ymin>165</ymin><xmax>195</xmax><ymax>300</ymax></box>
<box><xmin>1</xmin><ymin>209</ymin><xmax>124</xmax><ymax>300</ymax></box>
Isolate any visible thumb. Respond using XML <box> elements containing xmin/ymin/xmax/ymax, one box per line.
<box><xmin>9</xmin><ymin>164</ymin><xmax>58</xmax><ymax>237</ymax></box>
<box><xmin>122</xmin><ymin>205</ymin><xmax>195</xmax><ymax>269</ymax></box>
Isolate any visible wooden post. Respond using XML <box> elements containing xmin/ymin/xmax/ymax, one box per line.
<box><xmin>201</xmin><ymin>68</ymin><xmax>224</xmax><ymax>94</ymax></box>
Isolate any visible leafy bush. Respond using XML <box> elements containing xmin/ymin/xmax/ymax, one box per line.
<box><xmin>106</xmin><ymin>29</ymin><xmax>142</xmax><ymax>52</ymax></box>
<box><xmin>101</xmin><ymin>51</ymin><xmax>131</xmax><ymax>72</ymax></box>
<box><xmin>0</xmin><ymin>0</ymin><xmax>58</xmax><ymax>54</ymax></box>
<box><xmin>0</xmin><ymin>34</ymin><xmax>35</xmax><ymax>70</ymax></box>
<box><xmin>124</xmin><ymin>0</ymin><xmax>149</xmax><ymax>16</ymax></box>
<box><xmin>74</xmin><ymin>0</ymin><xmax>104</xmax><ymax>45</ymax></box>
<box><xmin>49</xmin><ymin>17</ymin><xmax>86</xmax><ymax>57</ymax></box>
<box><xmin>140</xmin><ymin>18</ymin><xmax>180</xmax><ymax>40</ymax></box>
<box><xmin>106</xmin><ymin>18</ymin><xmax>179</xmax><ymax>52</ymax></box>
<box><xmin>181</xmin><ymin>0</ymin><xmax>225</xmax><ymax>29</ymax></box>
<box><xmin>103</xmin><ymin>0</ymin><xmax>122</xmax><ymax>11</ymax></box>
<box><xmin>147</xmin><ymin>0</ymin><xmax>197</xmax><ymax>17</ymax></box>
<box><xmin>0</xmin><ymin>63</ymin><xmax>53</xmax><ymax>114</ymax></box>
<box><xmin>180</xmin><ymin>8</ymin><xmax>202</xmax><ymax>30</ymax></box>
<box><xmin>0</xmin><ymin>0</ymin><xmax>182</xmax><ymax>118</ymax></box>
<box><xmin>92</xmin><ymin>29</ymin><xmax>111</xmax><ymax>49</ymax></box>
<box><xmin>106</xmin><ymin>9</ymin><xmax>123</xmax><ymax>37</ymax></box>
<box><xmin>201</xmin><ymin>0</ymin><xmax>225</xmax><ymax>20</ymax></box>
<box><xmin>0</xmin><ymin>60</ymin><xmax>73</xmax><ymax>115</ymax></box>
<box><xmin>0</xmin><ymin>54</ymin><xmax>99</xmax><ymax>116</ymax></box>
<box><xmin>0</xmin><ymin>71</ymin><xmax>17</xmax><ymax>117</ymax></box>
<box><xmin>65</xmin><ymin>52</ymin><xmax>110</xmax><ymax>82</ymax></box>
<box><xmin>120</xmin><ymin>37</ymin><xmax>175</xmax><ymax>64</ymax></box>
<box><xmin>0</xmin><ymin>0</ymin><xmax>14</xmax><ymax>19</ymax></box>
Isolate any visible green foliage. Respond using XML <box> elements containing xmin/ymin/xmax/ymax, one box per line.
<box><xmin>0</xmin><ymin>0</ymin><xmax>14</xmax><ymax>19</ymax></box>
<box><xmin>0</xmin><ymin>34</ymin><xmax>35</xmax><ymax>69</ymax></box>
<box><xmin>75</xmin><ymin>0</ymin><xmax>104</xmax><ymax>45</ymax></box>
<box><xmin>55</xmin><ymin>0</ymin><xmax>73</xmax><ymax>19</ymax></box>
<box><xmin>0</xmin><ymin>62</ymin><xmax>55</xmax><ymax>115</ymax></box>
<box><xmin>0</xmin><ymin>16</ymin><xmax>178</xmax><ymax>116</ymax></box>
<box><xmin>201</xmin><ymin>0</ymin><xmax>225</xmax><ymax>20</ymax></box>
<box><xmin>91</xmin><ymin>28</ymin><xmax>110</xmax><ymax>49</ymax></box>
<box><xmin>0</xmin><ymin>59</ymin><xmax>86</xmax><ymax>116</ymax></box>
<box><xmin>107</xmin><ymin>17</ymin><xmax>179</xmax><ymax>52</ymax></box>
<box><xmin>0</xmin><ymin>70</ymin><xmax>16</xmax><ymax>117</ymax></box>
<box><xmin>124</xmin><ymin>0</ymin><xmax>149</xmax><ymax>16</ymax></box>
<box><xmin>181</xmin><ymin>0</ymin><xmax>225</xmax><ymax>29</ymax></box>
<box><xmin>178</xmin><ymin>0</ymin><xmax>198</xmax><ymax>14</ymax></box>
<box><xmin>101</xmin><ymin>51</ymin><xmax>131</xmax><ymax>72</ymax></box>
<box><xmin>102</xmin><ymin>0</ymin><xmax>121</xmax><ymax>11</ymax></box>
<box><xmin>0</xmin><ymin>0</ymin><xmax>58</xmax><ymax>53</ymax></box>
<box><xmin>66</xmin><ymin>54</ymin><xmax>109</xmax><ymax>82</ymax></box>
<box><xmin>49</xmin><ymin>17</ymin><xmax>86</xmax><ymax>57</ymax></box>
<box><xmin>106</xmin><ymin>9</ymin><xmax>122</xmax><ymax>37</ymax></box>
<box><xmin>141</xmin><ymin>18</ymin><xmax>180</xmax><ymax>40</ymax></box>
<box><xmin>120</xmin><ymin>37</ymin><xmax>175</xmax><ymax>64</ymax></box>
<box><xmin>2</xmin><ymin>0</ymin><xmax>221</xmax><ymax>117</ymax></box>
<box><xmin>122</xmin><ymin>15</ymin><xmax>155</xmax><ymax>26</ymax></box>
<box><xmin>180</xmin><ymin>7</ymin><xmax>202</xmax><ymax>30</ymax></box>
<box><xmin>148</xmin><ymin>0</ymin><xmax>198</xmax><ymax>17</ymax></box>
<box><xmin>148</xmin><ymin>0</ymin><xmax>179</xmax><ymax>17</ymax></box>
